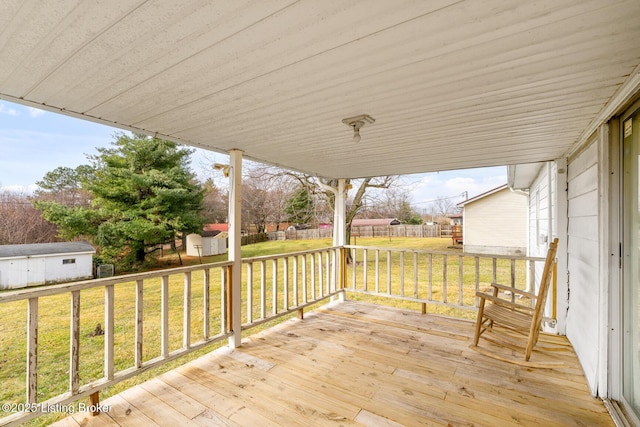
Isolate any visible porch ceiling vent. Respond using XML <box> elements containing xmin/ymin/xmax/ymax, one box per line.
<box><xmin>342</xmin><ymin>114</ymin><xmax>375</xmax><ymax>143</ymax></box>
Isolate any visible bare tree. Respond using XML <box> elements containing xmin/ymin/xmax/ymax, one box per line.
<box><xmin>432</xmin><ymin>195</ymin><xmax>458</xmax><ymax>218</ymax></box>
<box><xmin>242</xmin><ymin>164</ymin><xmax>298</xmax><ymax>232</ymax></box>
<box><xmin>321</xmin><ymin>176</ymin><xmax>397</xmax><ymax>245</ymax></box>
<box><xmin>201</xmin><ymin>178</ymin><xmax>228</xmax><ymax>224</ymax></box>
<box><xmin>0</xmin><ymin>190</ymin><xmax>58</xmax><ymax>244</ymax></box>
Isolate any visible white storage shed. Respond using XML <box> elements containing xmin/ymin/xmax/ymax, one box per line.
<box><xmin>0</xmin><ymin>242</ymin><xmax>95</xmax><ymax>290</ymax></box>
<box><xmin>186</xmin><ymin>231</ymin><xmax>227</xmax><ymax>257</ymax></box>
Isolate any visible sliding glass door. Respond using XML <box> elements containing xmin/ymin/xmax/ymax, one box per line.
<box><xmin>622</xmin><ymin>108</ymin><xmax>640</xmax><ymax>421</ymax></box>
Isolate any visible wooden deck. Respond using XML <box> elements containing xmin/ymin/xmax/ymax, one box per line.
<box><xmin>51</xmin><ymin>301</ymin><xmax>613</xmax><ymax>427</ymax></box>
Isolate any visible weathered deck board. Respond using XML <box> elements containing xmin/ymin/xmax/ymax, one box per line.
<box><xmin>51</xmin><ymin>301</ymin><xmax>613</xmax><ymax>427</ymax></box>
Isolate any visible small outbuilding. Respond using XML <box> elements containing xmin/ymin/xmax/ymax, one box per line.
<box><xmin>0</xmin><ymin>241</ymin><xmax>95</xmax><ymax>290</ymax></box>
<box><xmin>457</xmin><ymin>185</ymin><xmax>527</xmax><ymax>256</ymax></box>
<box><xmin>186</xmin><ymin>231</ymin><xmax>227</xmax><ymax>257</ymax></box>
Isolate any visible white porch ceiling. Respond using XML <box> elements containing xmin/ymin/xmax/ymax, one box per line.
<box><xmin>1</xmin><ymin>0</ymin><xmax>639</xmax><ymax>179</ymax></box>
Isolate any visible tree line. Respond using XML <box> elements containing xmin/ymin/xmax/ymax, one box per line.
<box><xmin>0</xmin><ymin>133</ymin><xmax>453</xmax><ymax>269</ymax></box>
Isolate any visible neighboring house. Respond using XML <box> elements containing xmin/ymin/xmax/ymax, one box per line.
<box><xmin>351</xmin><ymin>218</ymin><xmax>401</xmax><ymax>227</ymax></box>
<box><xmin>186</xmin><ymin>231</ymin><xmax>227</xmax><ymax>257</ymax></box>
<box><xmin>0</xmin><ymin>242</ymin><xmax>95</xmax><ymax>290</ymax></box>
<box><xmin>448</xmin><ymin>213</ymin><xmax>463</xmax><ymax>225</ymax></box>
<box><xmin>457</xmin><ymin>185</ymin><xmax>528</xmax><ymax>256</ymax></box>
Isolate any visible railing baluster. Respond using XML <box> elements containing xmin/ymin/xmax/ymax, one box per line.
<box><xmin>443</xmin><ymin>254</ymin><xmax>448</xmax><ymax>303</ymax></box>
<box><xmin>413</xmin><ymin>251</ymin><xmax>418</xmax><ymax>298</ymax></box>
<box><xmin>387</xmin><ymin>250</ymin><xmax>392</xmax><ymax>294</ymax></box>
<box><xmin>203</xmin><ymin>269</ymin><xmax>210</xmax><ymax>340</ymax></box>
<box><xmin>272</xmin><ymin>259</ymin><xmax>278</xmax><ymax>315</ymax></box>
<box><xmin>363</xmin><ymin>248</ymin><xmax>368</xmax><ymax>291</ymax></box>
<box><xmin>26</xmin><ymin>297</ymin><xmax>38</xmax><ymax>404</ymax></box>
<box><xmin>284</xmin><ymin>257</ymin><xmax>289</xmax><ymax>311</ymax></box>
<box><xmin>317</xmin><ymin>253</ymin><xmax>323</xmax><ymax>297</ymax></box>
<box><xmin>135</xmin><ymin>279</ymin><xmax>143</xmax><ymax>368</ymax></box>
<box><xmin>311</xmin><ymin>253</ymin><xmax>316</xmax><ymax>299</ymax></box>
<box><xmin>183</xmin><ymin>272</ymin><xmax>191</xmax><ymax>349</ymax></box>
<box><xmin>492</xmin><ymin>258</ymin><xmax>497</xmax><ymax>284</ymax></box>
<box><xmin>161</xmin><ymin>275</ymin><xmax>169</xmax><ymax>357</ymax></box>
<box><xmin>104</xmin><ymin>285</ymin><xmax>115</xmax><ymax>380</ymax></box>
<box><xmin>351</xmin><ymin>248</ymin><xmax>356</xmax><ymax>289</ymax></box>
<box><xmin>246</xmin><ymin>263</ymin><xmax>253</xmax><ymax>324</ymax></box>
<box><xmin>375</xmin><ymin>250</ymin><xmax>380</xmax><ymax>293</ymax></box>
<box><xmin>221</xmin><ymin>267</ymin><xmax>228</xmax><ymax>334</ymax></box>
<box><xmin>260</xmin><ymin>261</ymin><xmax>266</xmax><ymax>320</ymax></box>
<box><xmin>428</xmin><ymin>253</ymin><xmax>433</xmax><ymax>301</ymax></box>
<box><xmin>511</xmin><ymin>258</ymin><xmax>516</xmax><ymax>303</ymax></box>
<box><xmin>458</xmin><ymin>255</ymin><xmax>463</xmax><ymax>306</ymax></box>
<box><xmin>474</xmin><ymin>256</ymin><xmax>480</xmax><ymax>307</ymax></box>
<box><xmin>293</xmin><ymin>256</ymin><xmax>299</xmax><ymax>307</ymax></box>
<box><xmin>302</xmin><ymin>254</ymin><xmax>308</xmax><ymax>304</ymax></box>
<box><xmin>70</xmin><ymin>290</ymin><xmax>80</xmax><ymax>394</ymax></box>
<box><xmin>327</xmin><ymin>251</ymin><xmax>332</xmax><ymax>294</ymax></box>
<box><xmin>399</xmin><ymin>251</ymin><xmax>405</xmax><ymax>296</ymax></box>
<box><xmin>528</xmin><ymin>258</ymin><xmax>536</xmax><ymax>293</ymax></box>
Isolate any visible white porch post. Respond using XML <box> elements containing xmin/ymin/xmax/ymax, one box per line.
<box><xmin>334</xmin><ymin>179</ymin><xmax>346</xmax><ymax>301</ymax></box>
<box><xmin>334</xmin><ymin>179</ymin><xmax>346</xmax><ymax>247</ymax></box>
<box><xmin>228</xmin><ymin>149</ymin><xmax>243</xmax><ymax>348</ymax></box>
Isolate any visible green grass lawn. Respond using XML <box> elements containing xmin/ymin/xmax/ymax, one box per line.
<box><xmin>0</xmin><ymin>236</ymin><xmax>531</xmax><ymax>426</ymax></box>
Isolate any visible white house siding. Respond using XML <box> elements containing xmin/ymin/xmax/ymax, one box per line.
<box><xmin>463</xmin><ymin>188</ymin><xmax>528</xmax><ymax>255</ymax></box>
<box><xmin>566</xmin><ymin>138</ymin><xmax>601</xmax><ymax>394</ymax></box>
<box><xmin>526</xmin><ymin>163</ymin><xmax>559</xmax><ymax>319</ymax></box>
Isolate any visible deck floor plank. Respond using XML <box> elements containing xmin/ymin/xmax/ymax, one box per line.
<box><xmin>50</xmin><ymin>300</ymin><xmax>614</xmax><ymax>427</ymax></box>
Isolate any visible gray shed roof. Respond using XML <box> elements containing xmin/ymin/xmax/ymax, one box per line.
<box><xmin>0</xmin><ymin>242</ymin><xmax>95</xmax><ymax>258</ymax></box>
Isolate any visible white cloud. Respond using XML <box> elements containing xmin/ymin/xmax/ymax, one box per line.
<box><xmin>407</xmin><ymin>166</ymin><xmax>508</xmax><ymax>209</ymax></box>
<box><xmin>0</xmin><ymin>102</ymin><xmax>19</xmax><ymax>116</ymax></box>
<box><xmin>27</xmin><ymin>107</ymin><xmax>45</xmax><ymax>118</ymax></box>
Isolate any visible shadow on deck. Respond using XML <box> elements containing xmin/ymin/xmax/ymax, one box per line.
<box><xmin>52</xmin><ymin>301</ymin><xmax>612</xmax><ymax>426</ymax></box>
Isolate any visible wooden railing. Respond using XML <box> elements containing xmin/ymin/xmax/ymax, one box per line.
<box><xmin>344</xmin><ymin>245</ymin><xmax>549</xmax><ymax>315</ymax></box>
<box><xmin>0</xmin><ymin>245</ymin><xmax>551</xmax><ymax>426</ymax></box>
<box><xmin>241</xmin><ymin>247</ymin><xmax>344</xmax><ymax>330</ymax></box>
<box><xmin>0</xmin><ymin>261</ymin><xmax>232</xmax><ymax>427</ymax></box>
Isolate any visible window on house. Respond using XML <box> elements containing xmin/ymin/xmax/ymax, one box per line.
<box><xmin>62</xmin><ymin>259</ymin><xmax>76</xmax><ymax>264</ymax></box>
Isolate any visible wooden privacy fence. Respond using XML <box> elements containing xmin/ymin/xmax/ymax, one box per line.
<box><xmin>270</xmin><ymin>224</ymin><xmax>452</xmax><ymax>240</ymax></box>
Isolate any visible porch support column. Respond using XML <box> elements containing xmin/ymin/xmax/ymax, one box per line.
<box><xmin>228</xmin><ymin>149</ymin><xmax>243</xmax><ymax>348</ymax></box>
<box><xmin>334</xmin><ymin>179</ymin><xmax>346</xmax><ymax>247</ymax></box>
<box><xmin>334</xmin><ymin>179</ymin><xmax>347</xmax><ymax>301</ymax></box>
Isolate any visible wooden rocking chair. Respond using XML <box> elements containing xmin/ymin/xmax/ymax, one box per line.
<box><xmin>472</xmin><ymin>238</ymin><xmax>558</xmax><ymax>362</ymax></box>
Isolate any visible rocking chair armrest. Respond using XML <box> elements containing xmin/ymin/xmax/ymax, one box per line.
<box><xmin>475</xmin><ymin>292</ymin><xmax>535</xmax><ymax>315</ymax></box>
<box><xmin>490</xmin><ymin>283</ymin><xmax>537</xmax><ymax>299</ymax></box>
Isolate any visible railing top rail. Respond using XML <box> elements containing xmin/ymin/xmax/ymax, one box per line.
<box><xmin>0</xmin><ymin>260</ymin><xmax>233</xmax><ymax>303</ymax></box>
<box><xmin>242</xmin><ymin>246</ymin><xmax>340</xmax><ymax>263</ymax></box>
<box><xmin>343</xmin><ymin>245</ymin><xmax>545</xmax><ymax>262</ymax></box>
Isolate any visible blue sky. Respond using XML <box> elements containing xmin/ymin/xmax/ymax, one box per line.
<box><xmin>0</xmin><ymin>100</ymin><xmax>506</xmax><ymax>206</ymax></box>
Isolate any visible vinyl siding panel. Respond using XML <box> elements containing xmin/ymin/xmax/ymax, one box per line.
<box><xmin>566</xmin><ymin>138</ymin><xmax>600</xmax><ymax>392</ymax></box>
<box><xmin>463</xmin><ymin>187</ymin><xmax>527</xmax><ymax>255</ymax></box>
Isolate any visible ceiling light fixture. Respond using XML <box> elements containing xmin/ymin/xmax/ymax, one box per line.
<box><xmin>213</xmin><ymin>163</ymin><xmax>230</xmax><ymax>177</ymax></box>
<box><xmin>342</xmin><ymin>114</ymin><xmax>375</xmax><ymax>143</ymax></box>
